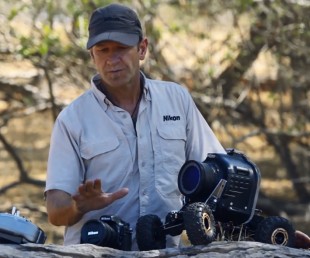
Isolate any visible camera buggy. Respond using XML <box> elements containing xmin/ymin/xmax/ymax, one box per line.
<box><xmin>136</xmin><ymin>149</ymin><xmax>296</xmax><ymax>251</ymax></box>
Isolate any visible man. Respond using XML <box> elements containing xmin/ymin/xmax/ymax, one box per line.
<box><xmin>44</xmin><ymin>3</ymin><xmax>226</xmax><ymax>250</ymax></box>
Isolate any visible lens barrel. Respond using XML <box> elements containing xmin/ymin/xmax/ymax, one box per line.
<box><xmin>178</xmin><ymin>160</ymin><xmax>222</xmax><ymax>202</ymax></box>
<box><xmin>80</xmin><ymin>219</ymin><xmax>117</xmax><ymax>247</ymax></box>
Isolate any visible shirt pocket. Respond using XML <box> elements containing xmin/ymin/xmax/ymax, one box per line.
<box><xmin>157</xmin><ymin>125</ymin><xmax>186</xmax><ymax>172</ymax></box>
<box><xmin>155</xmin><ymin>125</ymin><xmax>186</xmax><ymax>197</ymax></box>
<box><xmin>80</xmin><ymin>137</ymin><xmax>124</xmax><ymax>185</ymax></box>
<box><xmin>80</xmin><ymin>137</ymin><xmax>120</xmax><ymax>160</ymax></box>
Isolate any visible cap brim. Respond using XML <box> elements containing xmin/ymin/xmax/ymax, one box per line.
<box><xmin>87</xmin><ymin>31</ymin><xmax>139</xmax><ymax>49</ymax></box>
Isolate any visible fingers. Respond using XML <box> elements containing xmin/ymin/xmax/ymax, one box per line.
<box><xmin>103</xmin><ymin>187</ymin><xmax>129</xmax><ymax>207</ymax></box>
<box><xmin>110</xmin><ymin>188</ymin><xmax>129</xmax><ymax>200</ymax></box>
<box><xmin>77</xmin><ymin>180</ymin><xmax>128</xmax><ymax>201</ymax></box>
<box><xmin>94</xmin><ymin>179</ymin><xmax>101</xmax><ymax>190</ymax></box>
<box><xmin>73</xmin><ymin>182</ymin><xmax>129</xmax><ymax>214</ymax></box>
<box><xmin>78</xmin><ymin>179</ymin><xmax>102</xmax><ymax>195</ymax></box>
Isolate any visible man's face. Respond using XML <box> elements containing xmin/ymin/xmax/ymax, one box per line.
<box><xmin>91</xmin><ymin>39</ymin><xmax>147</xmax><ymax>89</ymax></box>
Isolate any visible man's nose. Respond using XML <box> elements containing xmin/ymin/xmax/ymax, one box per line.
<box><xmin>106</xmin><ymin>52</ymin><xmax>121</xmax><ymax>65</ymax></box>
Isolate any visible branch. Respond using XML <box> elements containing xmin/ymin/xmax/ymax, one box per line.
<box><xmin>0</xmin><ymin>132</ymin><xmax>28</xmax><ymax>181</ymax></box>
<box><xmin>0</xmin><ymin>131</ymin><xmax>45</xmax><ymax>192</ymax></box>
<box><xmin>0</xmin><ymin>181</ymin><xmax>21</xmax><ymax>194</ymax></box>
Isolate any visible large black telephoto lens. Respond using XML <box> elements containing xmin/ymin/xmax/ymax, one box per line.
<box><xmin>178</xmin><ymin>159</ymin><xmax>224</xmax><ymax>202</ymax></box>
<box><xmin>80</xmin><ymin>219</ymin><xmax>117</xmax><ymax>248</ymax></box>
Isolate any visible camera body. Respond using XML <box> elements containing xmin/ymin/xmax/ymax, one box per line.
<box><xmin>0</xmin><ymin>207</ymin><xmax>46</xmax><ymax>244</ymax></box>
<box><xmin>81</xmin><ymin>215</ymin><xmax>132</xmax><ymax>251</ymax></box>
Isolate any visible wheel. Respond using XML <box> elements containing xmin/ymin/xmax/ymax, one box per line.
<box><xmin>136</xmin><ymin>214</ymin><xmax>166</xmax><ymax>251</ymax></box>
<box><xmin>247</xmin><ymin>214</ymin><xmax>264</xmax><ymax>230</ymax></box>
<box><xmin>254</xmin><ymin>216</ymin><xmax>295</xmax><ymax>247</ymax></box>
<box><xmin>183</xmin><ymin>202</ymin><xmax>216</xmax><ymax>246</ymax></box>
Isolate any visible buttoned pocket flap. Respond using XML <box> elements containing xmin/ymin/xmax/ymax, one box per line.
<box><xmin>157</xmin><ymin>126</ymin><xmax>186</xmax><ymax>140</ymax></box>
<box><xmin>80</xmin><ymin>138</ymin><xmax>120</xmax><ymax>160</ymax></box>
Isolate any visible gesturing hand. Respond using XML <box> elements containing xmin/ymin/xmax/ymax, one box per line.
<box><xmin>72</xmin><ymin>179</ymin><xmax>129</xmax><ymax>215</ymax></box>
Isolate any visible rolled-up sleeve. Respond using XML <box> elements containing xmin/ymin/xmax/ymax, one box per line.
<box><xmin>45</xmin><ymin>117</ymin><xmax>84</xmax><ymax>196</ymax></box>
<box><xmin>184</xmin><ymin>91</ymin><xmax>226</xmax><ymax>161</ymax></box>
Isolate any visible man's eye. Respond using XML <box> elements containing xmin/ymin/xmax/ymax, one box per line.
<box><xmin>118</xmin><ymin>46</ymin><xmax>130</xmax><ymax>51</ymax></box>
<box><xmin>99</xmin><ymin>48</ymin><xmax>108</xmax><ymax>52</ymax></box>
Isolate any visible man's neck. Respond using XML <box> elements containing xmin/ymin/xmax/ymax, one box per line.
<box><xmin>95</xmin><ymin>74</ymin><xmax>144</xmax><ymax>115</ymax></box>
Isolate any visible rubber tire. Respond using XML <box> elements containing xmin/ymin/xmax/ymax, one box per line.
<box><xmin>136</xmin><ymin>214</ymin><xmax>166</xmax><ymax>251</ymax></box>
<box><xmin>254</xmin><ymin>216</ymin><xmax>295</xmax><ymax>247</ymax></box>
<box><xmin>183</xmin><ymin>202</ymin><xmax>216</xmax><ymax>246</ymax></box>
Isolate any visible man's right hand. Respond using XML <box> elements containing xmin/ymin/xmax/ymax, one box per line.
<box><xmin>45</xmin><ymin>179</ymin><xmax>128</xmax><ymax>226</ymax></box>
<box><xmin>72</xmin><ymin>179</ymin><xmax>129</xmax><ymax>215</ymax></box>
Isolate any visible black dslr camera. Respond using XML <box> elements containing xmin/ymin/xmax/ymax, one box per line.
<box><xmin>81</xmin><ymin>215</ymin><xmax>132</xmax><ymax>250</ymax></box>
<box><xmin>136</xmin><ymin>149</ymin><xmax>296</xmax><ymax>250</ymax></box>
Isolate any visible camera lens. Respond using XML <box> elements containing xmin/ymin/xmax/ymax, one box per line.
<box><xmin>178</xmin><ymin>161</ymin><xmax>201</xmax><ymax>194</ymax></box>
<box><xmin>81</xmin><ymin>219</ymin><xmax>117</xmax><ymax>247</ymax></box>
<box><xmin>178</xmin><ymin>160</ymin><xmax>223</xmax><ymax>201</ymax></box>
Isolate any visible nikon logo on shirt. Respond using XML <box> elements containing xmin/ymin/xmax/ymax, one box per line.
<box><xmin>163</xmin><ymin>115</ymin><xmax>181</xmax><ymax>121</ymax></box>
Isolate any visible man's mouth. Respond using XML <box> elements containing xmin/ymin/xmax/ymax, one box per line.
<box><xmin>108</xmin><ymin>68</ymin><xmax>122</xmax><ymax>73</ymax></box>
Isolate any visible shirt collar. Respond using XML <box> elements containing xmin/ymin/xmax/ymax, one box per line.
<box><xmin>90</xmin><ymin>74</ymin><xmax>109</xmax><ymax>111</ymax></box>
<box><xmin>90</xmin><ymin>71</ymin><xmax>151</xmax><ymax>110</ymax></box>
<box><xmin>140</xmin><ymin>71</ymin><xmax>151</xmax><ymax>101</ymax></box>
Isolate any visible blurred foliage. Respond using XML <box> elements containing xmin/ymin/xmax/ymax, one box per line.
<box><xmin>0</xmin><ymin>0</ymin><xmax>309</xmax><ymax>209</ymax></box>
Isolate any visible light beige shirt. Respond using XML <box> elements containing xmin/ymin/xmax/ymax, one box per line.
<box><xmin>45</xmin><ymin>73</ymin><xmax>225</xmax><ymax>250</ymax></box>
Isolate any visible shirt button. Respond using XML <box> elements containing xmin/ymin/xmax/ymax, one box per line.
<box><xmin>122</xmin><ymin>114</ymin><xmax>127</xmax><ymax>119</ymax></box>
<box><xmin>141</xmin><ymin>162</ymin><xmax>145</xmax><ymax>167</ymax></box>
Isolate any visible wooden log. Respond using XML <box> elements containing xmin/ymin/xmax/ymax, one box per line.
<box><xmin>0</xmin><ymin>241</ymin><xmax>309</xmax><ymax>258</ymax></box>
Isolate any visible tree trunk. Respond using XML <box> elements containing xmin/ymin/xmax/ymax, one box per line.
<box><xmin>1</xmin><ymin>242</ymin><xmax>309</xmax><ymax>258</ymax></box>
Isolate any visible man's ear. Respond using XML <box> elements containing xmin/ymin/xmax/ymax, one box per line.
<box><xmin>89</xmin><ymin>49</ymin><xmax>94</xmax><ymax>60</ymax></box>
<box><xmin>138</xmin><ymin>38</ymin><xmax>148</xmax><ymax>60</ymax></box>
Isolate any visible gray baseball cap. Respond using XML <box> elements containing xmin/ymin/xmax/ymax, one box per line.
<box><xmin>86</xmin><ymin>4</ymin><xmax>143</xmax><ymax>49</ymax></box>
